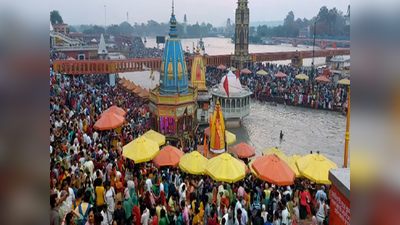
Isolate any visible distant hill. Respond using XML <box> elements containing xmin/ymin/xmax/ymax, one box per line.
<box><xmin>250</xmin><ymin>21</ymin><xmax>283</xmax><ymax>27</ymax></box>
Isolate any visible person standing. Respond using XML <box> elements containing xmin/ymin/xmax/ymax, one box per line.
<box><xmin>315</xmin><ymin>196</ymin><xmax>327</xmax><ymax>225</ymax></box>
<box><xmin>299</xmin><ymin>186</ymin><xmax>308</xmax><ymax>220</ymax></box>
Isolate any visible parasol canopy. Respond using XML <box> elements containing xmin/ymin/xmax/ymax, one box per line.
<box><xmin>295</xmin><ymin>74</ymin><xmax>309</xmax><ymax>80</ymax></box>
<box><xmin>205</xmin><ymin>153</ymin><xmax>246</xmax><ymax>183</ymax></box>
<box><xmin>93</xmin><ymin>112</ymin><xmax>125</xmax><ymax>131</ymax></box>
<box><xmin>338</xmin><ymin>78</ymin><xmax>350</xmax><ymax>85</ymax></box>
<box><xmin>285</xmin><ymin>155</ymin><xmax>302</xmax><ymax>178</ymax></box>
<box><xmin>133</xmin><ymin>86</ymin><xmax>143</xmax><ymax>94</ymax></box>
<box><xmin>315</xmin><ymin>76</ymin><xmax>331</xmax><ymax>83</ymax></box>
<box><xmin>252</xmin><ymin>154</ymin><xmax>296</xmax><ymax>185</ymax></box>
<box><xmin>241</xmin><ymin>68</ymin><xmax>252</xmax><ymax>74</ymax></box>
<box><xmin>126</xmin><ymin>82</ymin><xmax>137</xmax><ymax>91</ymax></box>
<box><xmin>103</xmin><ymin>105</ymin><xmax>126</xmax><ymax>117</ymax></box>
<box><xmin>217</xmin><ymin>64</ymin><xmax>227</xmax><ymax>70</ymax></box>
<box><xmin>139</xmin><ymin>89</ymin><xmax>150</xmax><ymax>98</ymax></box>
<box><xmin>152</xmin><ymin>145</ymin><xmax>184</xmax><ymax>168</ymax></box>
<box><xmin>274</xmin><ymin>72</ymin><xmax>287</xmax><ymax>78</ymax></box>
<box><xmin>122</xmin><ymin>136</ymin><xmax>159</xmax><ymax>163</ymax></box>
<box><xmin>179</xmin><ymin>151</ymin><xmax>208</xmax><ymax>175</ymax></box>
<box><xmin>232</xmin><ymin>142</ymin><xmax>255</xmax><ymax>158</ymax></box>
<box><xmin>143</xmin><ymin>129</ymin><xmax>166</xmax><ymax>146</ymax></box>
<box><xmin>296</xmin><ymin>153</ymin><xmax>338</xmax><ymax>184</ymax></box>
<box><xmin>256</xmin><ymin>70</ymin><xmax>268</xmax><ymax>76</ymax></box>
<box><xmin>248</xmin><ymin>158</ymin><xmax>260</xmax><ymax>178</ymax></box>
<box><xmin>123</xmin><ymin>81</ymin><xmax>132</xmax><ymax>88</ymax></box>
<box><xmin>228</xmin><ymin>66</ymin><xmax>237</xmax><ymax>72</ymax></box>
<box><xmin>204</xmin><ymin>127</ymin><xmax>236</xmax><ymax>146</ymax></box>
<box><xmin>262</xmin><ymin>147</ymin><xmax>288</xmax><ymax>161</ymax></box>
<box><xmin>118</xmin><ymin>77</ymin><xmax>126</xmax><ymax>85</ymax></box>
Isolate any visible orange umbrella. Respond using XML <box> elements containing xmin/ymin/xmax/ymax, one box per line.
<box><xmin>217</xmin><ymin>64</ymin><xmax>227</xmax><ymax>70</ymax></box>
<box><xmin>118</xmin><ymin>77</ymin><xmax>126</xmax><ymax>85</ymax></box>
<box><xmin>93</xmin><ymin>112</ymin><xmax>125</xmax><ymax>131</ymax></box>
<box><xmin>241</xmin><ymin>68</ymin><xmax>252</xmax><ymax>74</ymax></box>
<box><xmin>315</xmin><ymin>76</ymin><xmax>331</xmax><ymax>83</ymax></box>
<box><xmin>232</xmin><ymin>142</ymin><xmax>255</xmax><ymax>158</ymax></box>
<box><xmin>103</xmin><ymin>105</ymin><xmax>126</xmax><ymax>117</ymax></box>
<box><xmin>252</xmin><ymin>154</ymin><xmax>295</xmax><ymax>185</ymax></box>
<box><xmin>274</xmin><ymin>72</ymin><xmax>287</xmax><ymax>78</ymax></box>
<box><xmin>152</xmin><ymin>145</ymin><xmax>184</xmax><ymax>168</ymax></box>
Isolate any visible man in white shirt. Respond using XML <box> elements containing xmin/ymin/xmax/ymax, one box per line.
<box><xmin>281</xmin><ymin>203</ymin><xmax>289</xmax><ymax>225</ymax></box>
<box><xmin>145</xmin><ymin>175</ymin><xmax>153</xmax><ymax>192</ymax></box>
<box><xmin>141</xmin><ymin>207</ymin><xmax>150</xmax><ymax>225</ymax></box>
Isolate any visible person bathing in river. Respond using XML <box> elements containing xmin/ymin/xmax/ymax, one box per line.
<box><xmin>280</xmin><ymin>131</ymin><xmax>284</xmax><ymax>140</ymax></box>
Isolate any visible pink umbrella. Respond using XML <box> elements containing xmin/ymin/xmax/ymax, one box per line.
<box><xmin>315</xmin><ymin>76</ymin><xmax>331</xmax><ymax>83</ymax></box>
<box><xmin>241</xmin><ymin>68</ymin><xmax>252</xmax><ymax>74</ymax></box>
<box><xmin>217</xmin><ymin>64</ymin><xmax>227</xmax><ymax>70</ymax></box>
<box><xmin>274</xmin><ymin>72</ymin><xmax>287</xmax><ymax>78</ymax></box>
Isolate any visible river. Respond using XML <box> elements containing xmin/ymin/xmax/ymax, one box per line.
<box><xmin>121</xmin><ymin>37</ymin><xmax>348</xmax><ymax>166</ymax></box>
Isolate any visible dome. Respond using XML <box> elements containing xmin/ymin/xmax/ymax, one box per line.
<box><xmin>219</xmin><ymin>71</ymin><xmax>243</xmax><ymax>94</ymax></box>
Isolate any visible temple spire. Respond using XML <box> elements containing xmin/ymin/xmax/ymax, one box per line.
<box><xmin>172</xmin><ymin>0</ymin><xmax>174</xmax><ymax>15</ymax></box>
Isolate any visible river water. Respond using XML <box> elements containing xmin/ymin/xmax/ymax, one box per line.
<box><xmin>121</xmin><ymin>37</ymin><xmax>347</xmax><ymax>166</ymax></box>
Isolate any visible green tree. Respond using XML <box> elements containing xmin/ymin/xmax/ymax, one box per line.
<box><xmin>107</xmin><ymin>24</ymin><xmax>120</xmax><ymax>35</ymax></box>
<box><xmin>119</xmin><ymin>21</ymin><xmax>134</xmax><ymax>36</ymax></box>
<box><xmin>50</xmin><ymin>10</ymin><xmax>63</xmax><ymax>24</ymax></box>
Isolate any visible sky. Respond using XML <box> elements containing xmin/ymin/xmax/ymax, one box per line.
<box><xmin>51</xmin><ymin>0</ymin><xmax>350</xmax><ymax>27</ymax></box>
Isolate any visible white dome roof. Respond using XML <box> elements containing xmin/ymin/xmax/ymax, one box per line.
<box><xmin>219</xmin><ymin>71</ymin><xmax>243</xmax><ymax>94</ymax></box>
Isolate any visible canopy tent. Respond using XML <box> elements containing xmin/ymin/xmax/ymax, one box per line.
<box><xmin>205</xmin><ymin>153</ymin><xmax>246</xmax><ymax>183</ymax></box>
<box><xmin>274</xmin><ymin>72</ymin><xmax>287</xmax><ymax>78</ymax></box>
<box><xmin>338</xmin><ymin>78</ymin><xmax>350</xmax><ymax>85</ymax></box>
<box><xmin>122</xmin><ymin>136</ymin><xmax>159</xmax><ymax>163</ymax></box>
<box><xmin>139</xmin><ymin>89</ymin><xmax>150</xmax><ymax>98</ymax></box>
<box><xmin>295</xmin><ymin>74</ymin><xmax>309</xmax><ymax>80</ymax></box>
<box><xmin>133</xmin><ymin>86</ymin><xmax>143</xmax><ymax>94</ymax></box>
<box><xmin>152</xmin><ymin>146</ymin><xmax>184</xmax><ymax>168</ymax></box>
<box><xmin>142</xmin><ymin>129</ymin><xmax>166</xmax><ymax>146</ymax></box>
<box><xmin>118</xmin><ymin>77</ymin><xmax>127</xmax><ymax>85</ymax></box>
<box><xmin>315</xmin><ymin>76</ymin><xmax>331</xmax><ymax>83</ymax></box>
<box><xmin>240</xmin><ymin>68</ymin><xmax>252</xmax><ymax>74</ymax></box>
<box><xmin>248</xmin><ymin>158</ymin><xmax>260</xmax><ymax>178</ymax></box>
<box><xmin>262</xmin><ymin>147</ymin><xmax>288</xmax><ymax>161</ymax></box>
<box><xmin>93</xmin><ymin>112</ymin><xmax>124</xmax><ymax>131</ymax></box>
<box><xmin>256</xmin><ymin>70</ymin><xmax>268</xmax><ymax>76</ymax></box>
<box><xmin>296</xmin><ymin>153</ymin><xmax>338</xmax><ymax>184</ymax></box>
<box><xmin>179</xmin><ymin>151</ymin><xmax>208</xmax><ymax>175</ymax></box>
<box><xmin>102</xmin><ymin>105</ymin><xmax>127</xmax><ymax>117</ymax></box>
<box><xmin>252</xmin><ymin>154</ymin><xmax>296</xmax><ymax>186</ymax></box>
<box><xmin>126</xmin><ymin>82</ymin><xmax>137</xmax><ymax>91</ymax></box>
<box><xmin>217</xmin><ymin>64</ymin><xmax>227</xmax><ymax>70</ymax></box>
<box><xmin>123</xmin><ymin>81</ymin><xmax>132</xmax><ymax>88</ymax></box>
<box><xmin>231</xmin><ymin>142</ymin><xmax>255</xmax><ymax>158</ymax></box>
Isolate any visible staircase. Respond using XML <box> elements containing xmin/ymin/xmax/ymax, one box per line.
<box><xmin>50</xmin><ymin>31</ymin><xmax>84</xmax><ymax>45</ymax></box>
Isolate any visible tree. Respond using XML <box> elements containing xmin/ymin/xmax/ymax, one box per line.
<box><xmin>119</xmin><ymin>21</ymin><xmax>134</xmax><ymax>36</ymax></box>
<box><xmin>50</xmin><ymin>10</ymin><xmax>63</xmax><ymax>24</ymax></box>
<box><xmin>107</xmin><ymin>24</ymin><xmax>120</xmax><ymax>35</ymax></box>
<box><xmin>67</xmin><ymin>26</ymin><xmax>76</xmax><ymax>33</ymax></box>
<box><xmin>284</xmin><ymin>11</ymin><xmax>295</xmax><ymax>26</ymax></box>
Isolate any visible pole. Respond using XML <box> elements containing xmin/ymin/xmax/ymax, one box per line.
<box><xmin>311</xmin><ymin>21</ymin><xmax>317</xmax><ymax>92</ymax></box>
<box><xmin>343</xmin><ymin>86</ymin><xmax>350</xmax><ymax>168</ymax></box>
<box><xmin>104</xmin><ymin>5</ymin><xmax>107</xmax><ymax>29</ymax></box>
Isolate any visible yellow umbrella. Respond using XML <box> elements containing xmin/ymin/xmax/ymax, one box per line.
<box><xmin>226</xmin><ymin>130</ymin><xmax>236</xmax><ymax>146</ymax></box>
<box><xmin>143</xmin><ymin>129</ymin><xmax>166</xmax><ymax>146</ymax></box>
<box><xmin>256</xmin><ymin>69</ymin><xmax>268</xmax><ymax>75</ymax></box>
<box><xmin>262</xmin><ymin>147</ymin><xmax>288</xmax><ymax>161</ymax></box>
<box><xmin>285</xmin><ymin>155</ymin><xmax>302</xmax><ymax>178</ymax></box>
<box><xmin>296</xmin><ymin>153</ymin><xmax>338</xmax><ymax>184</ymax></box>
<box><xmin>179</xmin><ymin>151</ymin><xmax>208</xmax><ymax>175</ymax></box>
<box><xmin>205</xmin><ymin>153</ymin><xmax>246</xmax><ymax>183</ymax></box>
<box><xmin>122</xmin><ymin>136</ymin><xmax>159</xmax><ymax>163</ymax></box>
<box><xmin>248</xmin><ymin>158</ymin><xmax>260</xmax><ymax>179</ymax></box>
<box><xmin>338</xmin><ymin>78</ymin><xmax>350</xmax><ymax>85</ymax></box>
<box><xmin>295</xmin><ymin>74</ymin><xmax>309</xmax><ymax>80</ymax></box>
<box><xmin>228</xmin><ymin>66</ymin><xmax>237</xmax><ymax>72</ymax></box>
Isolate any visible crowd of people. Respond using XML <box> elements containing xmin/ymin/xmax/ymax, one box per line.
<box><xmin>128</xmin><ymin>37</ymin><xmax>164</xmax><ymax>59</ymax></box>
<box><xmin>205</xmin><ymin>62</ymin><xmax>349</xmax><ymax>114</ymax></box>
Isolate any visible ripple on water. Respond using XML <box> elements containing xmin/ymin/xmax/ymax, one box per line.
<box><xmin>231</xmin><ymin>101</ymin><xmax>346</xmax><ymax>166</ymax></box>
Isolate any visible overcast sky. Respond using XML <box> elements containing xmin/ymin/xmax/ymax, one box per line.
<box><xmin>51</xmin><ymin>0</ymin><xmax>350</xmax><ymax>27</ymax></box>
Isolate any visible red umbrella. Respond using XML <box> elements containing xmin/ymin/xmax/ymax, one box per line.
<box><xmin>152</xmin><ymin>146</ymin><xmax>184</xmax><ymax>168</ymax></box>
<box><xmin>232</xmin><ymin>142</ymin><xmax>255</xmax><ymax>158</ymax></box>
<box><xmin>315</xmin><ymin>76</ymin><xmax>331</xmax><ymax>83</ymax></box>
<box><xmin>274</xmin><ymin>72</ymin><xmax>287</xmax><ymax>78</ymax></box>
<box><xmin>93</xmin><ymin>112</ymin><xmax>125</xmax><ymax>131</ymax></box>
<box><xmin>240</xmin><ymin>68</ymin><xmax>252</xmax><ymax>74</ymax></box>
<box><xmin>217</xmin><ymin>64</ymin><xmax>227</xmax><ymax>70</ymax></box>
<box><xmin>252</xmin><ymin>154</ymin><xmax>295</xmax><ymax>185</ymax></box>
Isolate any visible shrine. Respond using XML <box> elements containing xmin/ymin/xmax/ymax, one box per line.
<box><xmin>149</xmin><ymin>2</ymin><xmax>198</xmax><ymax>141</ymax></box>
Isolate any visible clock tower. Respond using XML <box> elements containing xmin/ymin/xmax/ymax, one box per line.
<box><xmin>231</xmin><ymin>0</ymin><xmax>252</xmax><ymax>70</ymax></box>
